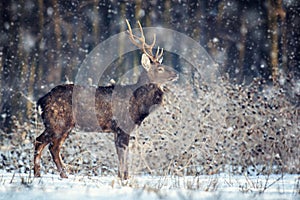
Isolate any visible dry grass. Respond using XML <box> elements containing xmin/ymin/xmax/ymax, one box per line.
<box><xmin>0</xmin><ymin>77</ymin><xmax>299</xmax><ymax>178</ymax></box>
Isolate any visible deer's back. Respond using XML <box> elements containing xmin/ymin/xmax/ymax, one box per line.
<box><xmin>38</xmin><ymin>83</ymin><xmax>163</xmax><ymax>134</ymax></box>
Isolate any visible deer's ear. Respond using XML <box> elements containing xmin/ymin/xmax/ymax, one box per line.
<box><xmin>141</xmin><ymin>53</ymin><xmax>151</xmax><ymax>71</ymax></box>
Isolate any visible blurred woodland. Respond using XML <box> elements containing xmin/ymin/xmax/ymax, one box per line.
<box><xmin>0</xmin><ymin>0</ymin><xmax>299</xmax><ymax>131</ymax></box>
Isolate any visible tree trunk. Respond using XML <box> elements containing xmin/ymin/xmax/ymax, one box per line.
<box><xmin>267</xmin><ymin>0</ymin><xmax>279</xmax><ymax>83</ymax></box>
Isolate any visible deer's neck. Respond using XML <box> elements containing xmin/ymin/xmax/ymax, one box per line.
<box><xmin>129</xmin><ymin>83</ymin><xmax>163</xmax><ymax>125</ymax></box>
<box><xmin>136</xmin><ymin>69</ymin><xmax>151</xmax><ymax>86</ymax></box>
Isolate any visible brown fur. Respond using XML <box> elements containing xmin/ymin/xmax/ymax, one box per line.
<box><xmin>34</xmin><ymin>83</ymin><xmax>165</xmax><ymax>179</ymax></box>
<box><xmin>34</xmin><ymin>21</ymin><xmax>178</xmax><ymax>179</ymax></box>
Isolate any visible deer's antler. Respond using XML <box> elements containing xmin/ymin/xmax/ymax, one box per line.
<box><xmin>126</xmin><ymin>19</ymin><xmax>163</xmax><ymax>63</ymax></box>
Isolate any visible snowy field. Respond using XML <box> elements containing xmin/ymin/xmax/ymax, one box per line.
<box><xmin>1</xmin><ymin>1</ymin><xmax>299</xmax><ymax>200</ymax></box>
<box><xmin>0</xmin><ymin>172</ymin><xmax>299</xmax><ymax>200</ymax></box>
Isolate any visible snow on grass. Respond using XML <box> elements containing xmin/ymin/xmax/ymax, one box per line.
<box><xmin>0</xmin><ymin>172</ymin><xmax>299</xmax><ymax>200</ymax></box>
<box><xmin>1</xmin><ymin>77</ymin><xmax>299</xmax><ymax>200</ymax></box>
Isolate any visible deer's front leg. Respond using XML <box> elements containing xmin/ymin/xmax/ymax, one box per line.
<box><xmin>114</xmin><ymin>129</ymin><xmax>130</xmax><ymax>180</ymax></box>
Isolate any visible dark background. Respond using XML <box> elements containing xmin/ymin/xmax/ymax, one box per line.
<box><xmin>0</xmin><ymin>0</ymin><xmax>299</xmax><ymax>132</ymax></box>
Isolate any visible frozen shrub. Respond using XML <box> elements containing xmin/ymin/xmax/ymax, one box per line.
<box><xmin>0</xmin><ymin>78</ymin><xmax>298</xmax><ymax>176</ymax></box>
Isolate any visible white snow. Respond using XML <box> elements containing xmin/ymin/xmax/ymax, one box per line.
<box><xmin>0</xmin><ymin>172</ymin><xmax>298</xmax><ymax>200</ymax></box>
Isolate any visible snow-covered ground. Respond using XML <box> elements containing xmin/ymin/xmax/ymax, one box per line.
<box><xmin>0</xmin><ymin>172</ymin><xmax>298</xmax><ymax>200</ymax></box>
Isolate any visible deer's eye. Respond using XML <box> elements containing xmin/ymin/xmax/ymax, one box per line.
<box><xmin>157</xmin><ymin>67</ymin><xmax>164</xmax><ymax>73</ymax></box>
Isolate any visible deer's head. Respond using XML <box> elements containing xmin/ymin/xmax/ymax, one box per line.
<box><xmin>126</xmin><ymin>20</ymin><xmax>178</xmax><ymax>85</ymax></box>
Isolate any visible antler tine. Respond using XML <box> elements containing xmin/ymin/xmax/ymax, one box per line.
<box><xmin>126</xmin><ymin>19</ymin><xmax>163</xmax><ymax>62</ymax></box>
<box><xmin>136</xmin><ymin>20</ymin><xmax>152</xmax><ymax>58</ymax></box>
<box><xmin>137</xmin><ymin>20</ymin><xmax>157</xmax><ymax>59</ymax></box>
<box><xmin>137</xmin><ymin>21</ymin><xmax>145</xmax><ymax>41</ymax></box>
<box><xmin>149</xmin><ymin>34</ymin><xmax>156</xmax><ymax>51</ymax></box>
<box><xmin>137</xmin><ymin>21</ymin><xmax>156</xmax><ymax>50</ymax></box>
<box><xmin>126</xmin><ymin>19</ymin><xmax>144</xmax><ymax>49</ymax></box>
<box><xmin>155</xmin><ymin>47</ymin><xmax>164</xmax><ymax>61</ymax></box>
<box><xmin>126</xmin><ymin>19</ymin><xmax>132</xmax><ymax>35</ymax></box>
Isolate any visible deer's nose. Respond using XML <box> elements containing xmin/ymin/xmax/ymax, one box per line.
<box><xmin>169</xmin><ymin>73</ymin><xmax>179</xmax><ymax>81</ymax></box>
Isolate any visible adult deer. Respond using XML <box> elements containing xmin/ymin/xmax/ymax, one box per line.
<box><xmin>33</xmin><ymin>20</ymin><xmax>178</xmax><ymax>180</ymax></box>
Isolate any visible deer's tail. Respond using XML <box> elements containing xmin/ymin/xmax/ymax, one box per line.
<box><xmin>37</xmin><ymin>94</ymin><xmax>47</xmax><ymax>110</ymax></box>
<box><xmin>36</xmin><ymin>92</ymin><xmax>51</xmax><ymax>119</ymax></box>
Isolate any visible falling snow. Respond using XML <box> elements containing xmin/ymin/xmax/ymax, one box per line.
<box><xmin>0</xmin><ymin>1</ymin><xmax>299</xmax><ymax>199</ymax></box>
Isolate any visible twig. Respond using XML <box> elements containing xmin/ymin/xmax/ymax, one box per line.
<box><xmin>9</xmin><ymin>173</ymin><xmax>15</xmax><ymax>184</ymax></box>
<box><xmin>19</xmin><ymin>91</ymin><xmax>36</xmax><ymax>105</ymax></box>
<box><xmin>262</xmin><ymin>173</ymin><xmax>284</xmax><ymax>192</ymax></box>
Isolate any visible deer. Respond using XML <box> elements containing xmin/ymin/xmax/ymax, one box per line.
<box><xmin>33</xmin><ymin>20</ymin><xmax>178</xmax><ymax>180</ymax></box>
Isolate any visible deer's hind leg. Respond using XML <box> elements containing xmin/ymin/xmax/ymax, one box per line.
<box><xmin>34</xmin><ymin>130</ymin><xmax>51</xmax><ymax>177</ymax></box>
<box><xmin>48</xmin><ymin>131</ymin><xmax>70</xmax><ymax>178</ymax></box>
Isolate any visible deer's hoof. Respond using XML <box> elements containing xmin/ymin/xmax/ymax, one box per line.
<box><xmin>118</xmin><ymin>171</ymin><xmax>129</xmax><ymax>180</ymax></box>
<box><xmin>60</xmin><ymin>171</ymin><xmax>68</xmax><ymax>178</ymax></box>
<box><xmin>34</xmin><ymin>169</ymin><xmax>41</xmax><ymax>177</ymax></box>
